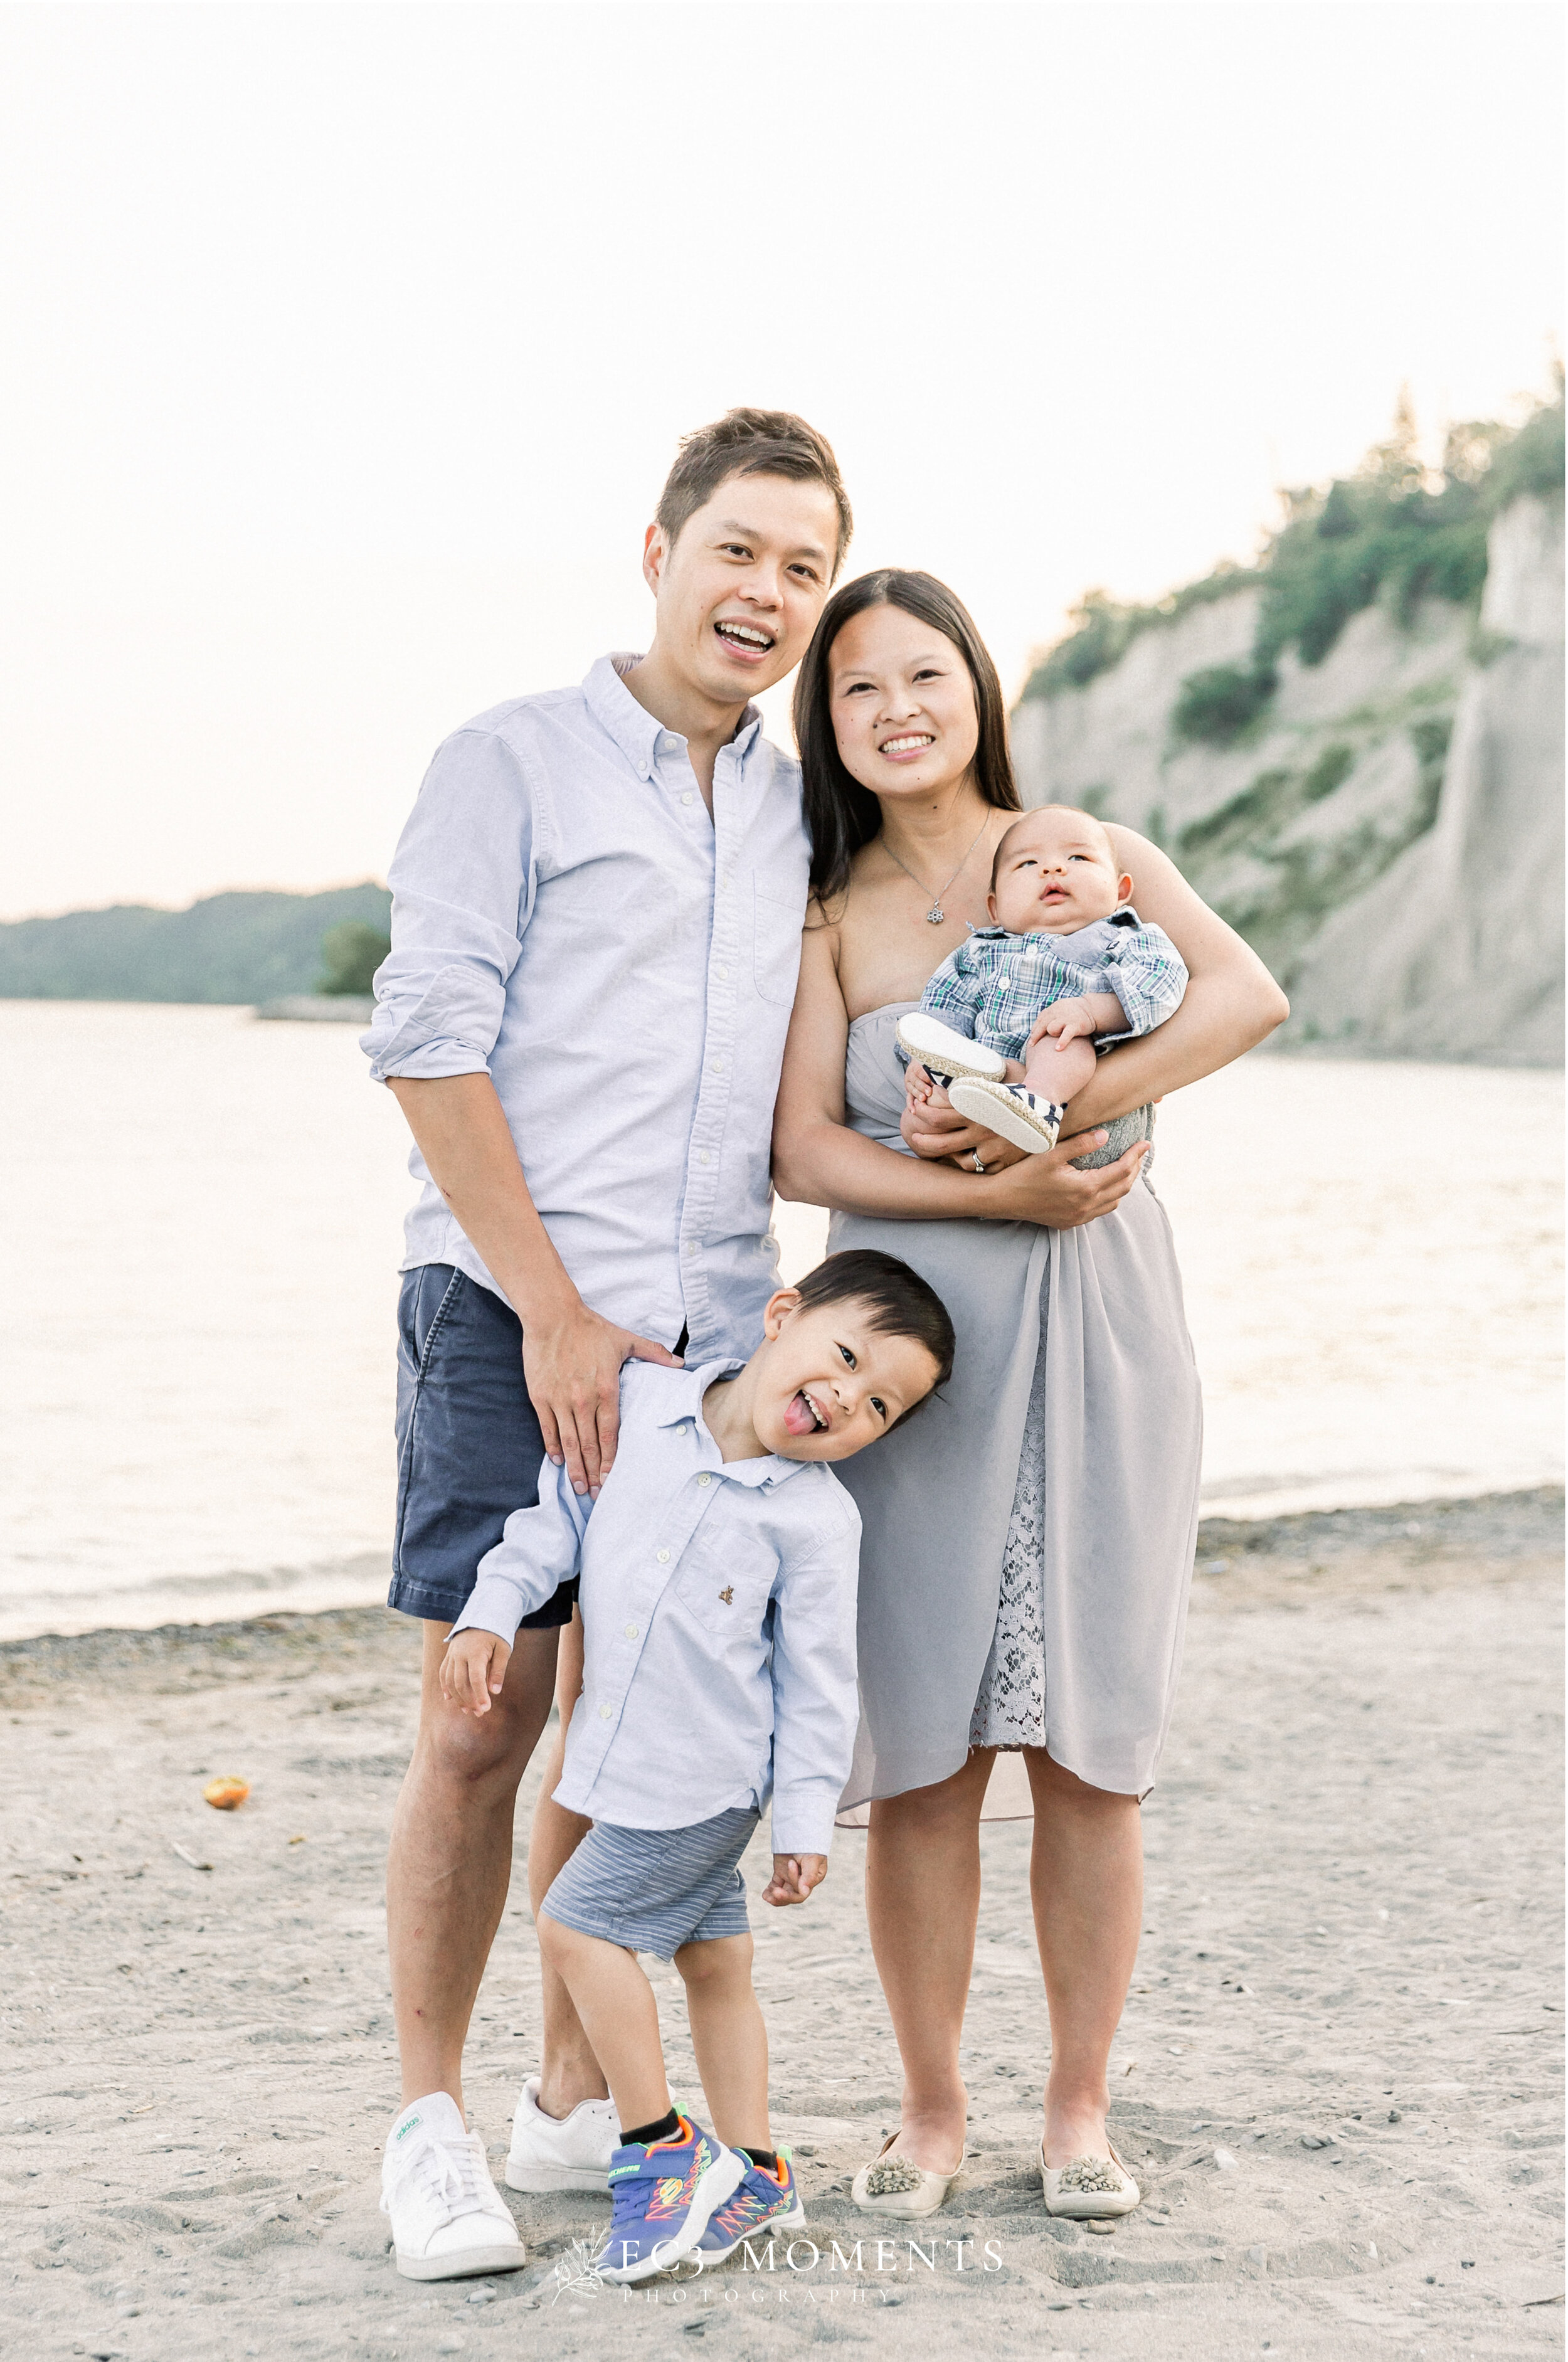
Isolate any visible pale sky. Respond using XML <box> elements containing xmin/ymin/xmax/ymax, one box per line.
<box><xmin>1</xmin><ymin>1</ymin><xmax>1560</xmax><ymax>919</ymax></box>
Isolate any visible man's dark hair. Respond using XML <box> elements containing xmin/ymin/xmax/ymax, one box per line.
<box><xmin>792</xmin><ymin>568</ymin><xmax>1022</xmax><ymax>903</ymax></box>
<box><xmin>791</xmin><ymin>1248</ymin><xmax>955</xmax><ymax>1421</ymax></box>
<box><xmin>657</xmin><ymin>408</ymin><xmax>852</xmax><ymax>578</ymax></box>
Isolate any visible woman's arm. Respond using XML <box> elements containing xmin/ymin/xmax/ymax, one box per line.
<box><xmin>771</xmin><ymin>922</ymin><xmax>1149</xmax><ymax>1230</ymax></box>
<box><xmin>1063</xmin><ymin>829</ymin><xmax>1288</xmax><ymax>1128</ymax></box>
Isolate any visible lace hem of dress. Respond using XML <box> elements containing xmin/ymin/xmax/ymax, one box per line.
<box><xmin>968</xmin><ymin>1291</ymin><xmax>1049</xmax><ymax>1749</ymax></box>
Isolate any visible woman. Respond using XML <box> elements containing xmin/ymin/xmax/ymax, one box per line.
<box><xmin>772</xmin><ymin>570</ymin><xmax>1286</xmax><ymax>2216</ymax></box>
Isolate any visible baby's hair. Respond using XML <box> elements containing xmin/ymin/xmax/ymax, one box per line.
<box><xmin>989</xmin><ymin>805</ymin><xmax>1117</xmax><ymax>894</ymax></box>
<box><xmin>791</xmin><ymin>1249</ymin><xmax>955</xmax><ymax>1417</ymax></box>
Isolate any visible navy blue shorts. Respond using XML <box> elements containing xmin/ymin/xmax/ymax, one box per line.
<box><xmin>390</xmin><ymin>1263</ymin><xmax>579</xmax><ymax>1629</ymax></box>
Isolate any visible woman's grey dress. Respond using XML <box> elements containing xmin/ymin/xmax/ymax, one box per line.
<box><xmin>829</xmin><ymin>1005</ymin><xmax>1202</xmax><ymax>1810</ymax></box>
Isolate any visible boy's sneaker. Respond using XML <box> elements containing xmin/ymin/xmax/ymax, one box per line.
<box><xmin>593</xmin><ymin>2114</ymin><xmax>746</xmax><ymax>2284</ymax></box>
<box><xmin>380</xmin><ymin>2092</ymin><xmax>526</xmax><ymax>2282</ymax></box>
<box><xmin>696</xmin><ymin>2148</ymin><xmax>806</xmax><ymax>2262</ymax></box>
<box><xmin>506</xmin><ymin>2077</ymin><xmax>617</xmax><ymax>2193</ymax></box>
<box><xmin>896</xmin><ymin>1011</ymin><xmax>1008</xmax><ymax>1089</ymax></box>
<box><xmin>948</xmin><ymin>1078</ymin><xmax>1064</xmax><ymax>1155</ymax></box>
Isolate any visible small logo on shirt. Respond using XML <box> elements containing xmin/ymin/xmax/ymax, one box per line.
<box><xmin>718</xmin><ymin>1586</ymin><xmax>734</xmax><ymax>1605</ymax></box>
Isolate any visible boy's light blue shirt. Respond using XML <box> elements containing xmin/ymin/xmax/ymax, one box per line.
<box><xmin>450</xmin><ymin>1360</ymin><xmax>862</xmax><ymax>1858</ymax></box>
<box><xmin>361</xmin><ymin>654</ymin><xmax>811</xmax><ymax>1361</ymax></box>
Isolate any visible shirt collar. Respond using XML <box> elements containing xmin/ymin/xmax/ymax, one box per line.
<box><xmin>660</xmin><ymin>1358</ymin><xmax>810</xmax><ymax>1488</ymax></box>
<box><xmin>583</xmin><ymin>653</ymin><xmax>763</xmax><ymax>784</ymax></box>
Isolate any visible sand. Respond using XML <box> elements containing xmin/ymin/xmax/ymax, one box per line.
<box><xmin>2</xmin><ymin>1491</ymin><xmax>1561</xmax><ymax>2362</ymax></box>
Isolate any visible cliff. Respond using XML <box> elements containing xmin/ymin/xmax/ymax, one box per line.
<box><xmin>1011</xmin><ymin>406</ymin><xmax>1564</xmax><ymax>1064</ymax></box>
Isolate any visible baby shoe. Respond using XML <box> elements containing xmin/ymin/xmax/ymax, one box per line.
<box><xmin>947</xmin><ymin>1078</ymin><xmax>1064</xmax><ymax>1154</ymax></box>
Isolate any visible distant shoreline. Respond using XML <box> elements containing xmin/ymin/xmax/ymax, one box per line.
<box><xmin>1</xmin><ymin>1488</ymin><xmax>1557</xmax><ymax>1690</ymax></box>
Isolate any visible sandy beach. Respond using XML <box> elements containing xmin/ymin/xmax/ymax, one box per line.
<box><xmin>3</xmin><ymin>1491</ymin><xmax>1561</xmax><ymax>2362</ymax></box>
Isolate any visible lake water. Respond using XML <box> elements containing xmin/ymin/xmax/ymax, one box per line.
<box><xmin>2</xmin><ymin>1003</ymin><xmax>1560</xmax><ymax>1641</ymax></box>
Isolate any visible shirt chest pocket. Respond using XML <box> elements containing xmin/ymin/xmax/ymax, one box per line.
<box><xmin>752</xmin><ymin>881</ymin><xmax>806</xmax><ymax>1007</ymax></box>
<box><xmin>672</xmin><ymin>1532</ymin><xmax>779</xmax><ymax>1637</ymax></box>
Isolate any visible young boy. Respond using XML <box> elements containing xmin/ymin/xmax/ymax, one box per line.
<box><xmin>435</xmin><ymin>1251</ymin><xmax>953</xmax><ymax>2284</ymax></box>
<box><xmin>898</xmin><ymin>803</ymin><xmax>1188</xmax><ymax>1156</ymax></box>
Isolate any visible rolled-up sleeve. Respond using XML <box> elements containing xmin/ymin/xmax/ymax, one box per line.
<box><xmin>768</xmin><ymin>1505</ymin><xmax>862</xmax><ymax>1856</ymax></box>
<box><xmin>1098</xmin><ymin>923</ymin><xmax>1189</xmax><ymax>1043</ymax></box>
<box><xmin>450</xmin><ymin>1458</ymin><xmax>593</xmax><ymax>1646</ymax></box>
<box><xmin>362</xmin><ymin>728</ymin><xmax>536</xmax><ymax>1083</ymax></box>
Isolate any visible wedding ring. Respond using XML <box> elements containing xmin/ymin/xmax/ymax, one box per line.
<box><xmin>972</xmin><ymin>1151</ymin><xmax>986</xmax><ymax>1173</ymax></box>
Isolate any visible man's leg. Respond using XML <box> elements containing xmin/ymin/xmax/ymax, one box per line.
<box><xmin>527</xmin><ymin>1609</ymin><xmax>611</xmax><ymax>2116</ymax></box>
<box><xmin>387</xmin><ymin>1618</ymin><xmax>562</xmax><ymax>2114</ymax></box>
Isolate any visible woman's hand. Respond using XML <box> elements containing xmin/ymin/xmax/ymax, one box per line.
<box><xmin>901</xmin><ymin>1093</ymin><xmax>1025</xmax><ymax>1170</ymax></box>
<box><xmin>990</xmin><ymin>1133</ymin><xmax>1148</xmax><ymax>1227</ymax></box>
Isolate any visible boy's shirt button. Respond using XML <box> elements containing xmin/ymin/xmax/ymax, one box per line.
<box><xmin>697</xmin><ymin>1473</ymin><xmax>712</xmax><ymax>1488</ymax></box>
<box><xmin>656</xmin><ymin>1549</ymin><xmax>670</xmax><ymax>1564</ymax></box>
<box><xmin>624</xmin><ymin>1624</ymin><xmax>638</xmax><ymax>1639</ymax></box>
<box><xmin>598</xmin><ymin>1705</ymin><xmax>613</xmax><ymax>1720</ymax></box>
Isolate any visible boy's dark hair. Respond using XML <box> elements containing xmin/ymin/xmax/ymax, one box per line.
<box><xmin>793</xmin><ymin>568</ymin><xmax>1021</xmax><ymax>902</ymax></box>
<box><xmin>791</xmin><ymin>1249</ymin><xmax>955</xmax><ymax>1421</ymax></box>
<box><xmin>657</xmin><ymin>408</ymin><xmax>852</xmax><ymax>578</ymax></box>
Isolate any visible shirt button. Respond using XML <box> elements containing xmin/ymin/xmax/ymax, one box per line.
<box><xmin>711</xmin><ymin>1056</ymin><xmax>724</xmax><ymax>1072</ymax></box>
<box><xmin>681</xmin><ymin>792</ymin><xmax>694</xmax><ymax>807</ymax></box>
<box><xmin>656</xmin><ymin>1549</ymin><xmax>670</xmax><ymax>1564</ymax></box>
<box><xmin>698</xmin><ymin>1150</ymin><xmax>711</xmax><ymax>1166</ymax></box>
<box><xmin>716</xmin><ymin>965</ymin><xmax>729</xmax><ymax>982</ymax></box>
<box><xmin>684</xmin><ymin>1242</ymin><xmax>697</xmax><ymax>1258</ymax></box>
<box><xmin>624</xmin><ymin>1623</ymin><xmax>638</xmax><ymax>1639</ymax></box>
<box><xmin>598</xmin><ymin>1704</ymin><xmax>613</xmax><ymax>1721</ymax></box>
<box><xmin>697</xmin><ymin>1473</ymin><xmax>711</xmax><ymax>1488</ymax></box>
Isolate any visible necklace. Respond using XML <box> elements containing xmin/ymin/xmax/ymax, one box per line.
<box><xmin>881</xmin><ymin>817</ymin><xmax>992</xmax><ymax>924</ymax></box>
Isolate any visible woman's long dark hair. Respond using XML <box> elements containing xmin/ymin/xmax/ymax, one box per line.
<box><xmin>792</xmin><ymin>568</ymin><xmax>1020</xmax><ymax>901</ymax></box>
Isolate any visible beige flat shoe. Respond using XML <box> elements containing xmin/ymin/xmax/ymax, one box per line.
<box><xmin>1039</xmin><ymin>2136</ymin><xmax>1140</xmax><ymax>2219</ymax></box>
<box><xmin>851</xmin><ymin>2131</ymin><xmax>966</xmax><ymax>2218</ymax></box>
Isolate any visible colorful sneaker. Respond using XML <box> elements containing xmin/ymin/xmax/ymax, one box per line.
<box><xmin>696</xmin><ymin>2148</ymin><xmax>806</xmax><ymax>2262</ymax></box>
<box><xmin>593</xmin><ymin>2115</ymin><xmax>746</xmax><ymax>2284</ymax></box>
<box><xmin>896</xmin><ymin>1011</ymin><xmax>1007</xmax><ymax>1089</ymax></box>
<box><xmin>947</xmin><ymin>1077</ymin><xmax>1064</xmax><ymax>1154</ymax></box>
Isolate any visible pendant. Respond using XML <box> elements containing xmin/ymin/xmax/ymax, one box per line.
<box><xmin>927</xmin><ymin>906</ymin><xmax>944</xmax><ymax>924</ymax></box>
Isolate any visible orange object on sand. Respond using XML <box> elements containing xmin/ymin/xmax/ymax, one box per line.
<box><xmin>203</xmin><ymin>1776</ymin><xmax>250</xmax><ymax>1811</ymax></box>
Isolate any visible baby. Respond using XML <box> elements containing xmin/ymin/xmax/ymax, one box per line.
<box><xmin>898</xmin><ymin>804</ymin><xmax>1188</xmax><ymax>1155</ymax></box>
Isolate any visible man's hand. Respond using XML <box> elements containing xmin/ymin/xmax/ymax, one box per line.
<box><xmin>763</xmin><ymin>1853</ymin><xmax>827</xmax><ymax>1907</ymax></box>
<box><xmin>525</xmin><ymin>1302</ymin><xmax>684</xmax><ymax>1498</ymax></box>
<box><xmin>441</xmin><ymin>1628</ymin><xmax>512</xmax><ymax>1716</ymax></box>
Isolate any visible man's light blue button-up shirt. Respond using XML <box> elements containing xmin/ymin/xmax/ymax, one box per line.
<box><xmin>361</xmin><ymin>655</ymin><xmax>811</xmax><ymax>1360</ymax></box>
<box><xmin>450</xmin><ymin>1361</ymin><xmax>862</xmax><ymax>1858</ymax></box>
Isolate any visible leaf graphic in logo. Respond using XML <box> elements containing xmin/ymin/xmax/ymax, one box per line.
<box><xmin>719</xmin><ymin>1586</ymin><xmax>734</xmax><ymax>1605</ymax></box>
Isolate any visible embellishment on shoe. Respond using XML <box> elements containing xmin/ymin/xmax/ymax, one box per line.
<box><xmin>718</xmin><ymin>1586</ymin><xmax>734</xmax><ymax>1604</ymax></box>
<box><xmin>1057</xmin><ymin>2154</ymin><xmax>1128</xmax><ymax>2194</ymax></box>
<box><xmin>864</xmin><ymin>2155</ymin><xmax>927</xmax><ymax>2196</ymax></box>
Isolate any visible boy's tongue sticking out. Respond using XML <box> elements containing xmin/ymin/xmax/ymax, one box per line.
<box><xmin>701</xmin><ymin>1290</ymin><xmax>944</xmax><ymax>1467</ymax></box>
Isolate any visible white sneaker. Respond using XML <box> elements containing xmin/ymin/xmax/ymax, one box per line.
<box><xmin>506</xmin><ymin>2076</ymin><xmax>617</xmax><ymax>2194</ymax></box>
<box><xmin>380</xmin><ymin>2092</ymin><xmax>527</xmax><ymax>2282</ymax></box>
<box><xmin>896</xmin><ymin>1011</ymin><xmax>1008</xmax><ymax>1087</ymax></box>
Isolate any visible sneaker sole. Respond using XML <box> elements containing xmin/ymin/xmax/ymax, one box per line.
<box><xmin>595</xmin><ymin>2147</ymin><xmax>748</xmax><ymax>2284</ymax></box>
<box><xmin>948</xmin><ymin>1079</ymin><xmax>1061</xmax><ymax>1153</ymax></box>
<box><xmin>505</xmin><ymin>2158</ymin><xmax>612</xmax><ymax>2194</ymax></box>
<box><xmin>895</xmin><ymin>1016</ymin><xmax>1007</xmax><ymax>1085</ymax></box>
<box><xmin>698</xmin><ymin>2195</ymin><xmax>807</xmax><ymax>2264</ymax></box>
<box><xmin>395</xmin><ymin>2238</ymin><xmax>528</xmax><ymax>2282</ymax></box>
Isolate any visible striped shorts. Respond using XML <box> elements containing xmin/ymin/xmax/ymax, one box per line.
<box><xmin>539</xmin><ymin>1806</ymin><xmax>760</xmax><ymax>1961</ymax></box>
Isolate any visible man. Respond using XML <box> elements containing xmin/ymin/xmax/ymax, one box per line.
<box><xmin>362</xmin><ymin>409</ymin><xmax>852</xmax><ymax>2279</ymax></box>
